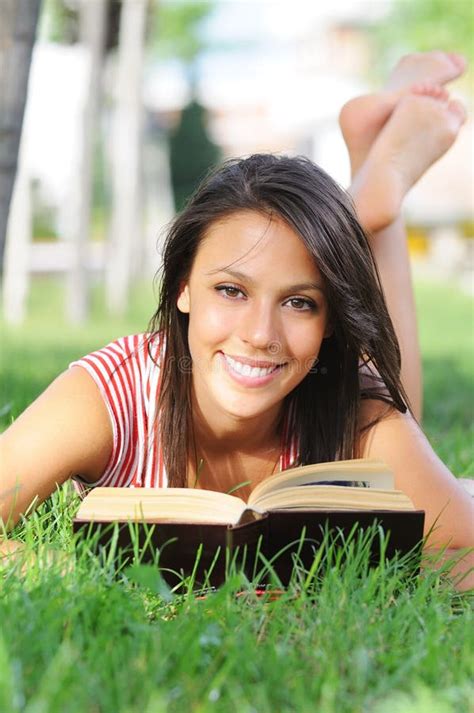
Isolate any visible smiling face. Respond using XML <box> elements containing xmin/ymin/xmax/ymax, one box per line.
<box><xmin>177</xmin><ymin>210</ymin><xmax>331</xmax><ymax>435</ymax></box>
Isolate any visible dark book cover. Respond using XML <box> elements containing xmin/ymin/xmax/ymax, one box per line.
<box><xmin>260</xmin><ymin>509</ymin><xmax>425</xmax><ymax>584</ymax></box>
<box><xmin>73</xmin><ymin>508</ymin><xmax>424</xmax><ymax>588</ymax></box>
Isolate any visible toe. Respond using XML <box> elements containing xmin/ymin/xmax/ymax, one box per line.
<box><xmin>447</xmin><ymin>52</ymin><xmax>468</xmax><ymax>73</ymax></box>
<box><xmin>411</xmin><ymin>82</ymin><xmax>449</xmax><ymax>101</ymax></box>
<box><xmin>433</xmin><ymin>85</ymin><xmax>449</xmax><ymax>100</ymax></box>
<box><xmin>447</xmin><ymin>98</ymin><xmax>467</xmax><ymax>124</ymax></box>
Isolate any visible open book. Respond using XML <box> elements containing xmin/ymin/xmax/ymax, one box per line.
<box><xmin>73</xmin><ymin>459</ymin><xmax>424</xmax><ymax>587</ymax></box>
<box><xmin>74</xmin><ymin>458</ymin><xmax>415</xmax><ymax>526</ymax></box>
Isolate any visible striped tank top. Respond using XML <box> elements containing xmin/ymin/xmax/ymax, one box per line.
<box><xmin>69</xmin><ymin>334</ymin><xmax>299</xmax><ymax>494</ymax></box>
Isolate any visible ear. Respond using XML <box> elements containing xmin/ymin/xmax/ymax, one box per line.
<box><xmin>177</xmin><ymin>282</ymin><xmax>190</xmax><ymax>313</ymax></box>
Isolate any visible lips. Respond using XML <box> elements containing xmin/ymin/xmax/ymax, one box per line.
<box><xmin>220</xmin><ymin>352</ymin><xmax>287</xmax><ymax>369</ymax></box>
<box><xmin>219</xmin><ymin>351</ymin><xmax>287</xmax><ymax>384</ymax></box>
<box><xmin>224</xmin><ymin>355</ymin><xmax>279</xmax><ymax>378</ymax></box>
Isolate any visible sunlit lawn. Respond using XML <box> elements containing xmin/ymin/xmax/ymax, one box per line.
<box><xmin>0</xmin><ymin>276</ymin><xmax>473</xmax><ymax>713</ymax></box>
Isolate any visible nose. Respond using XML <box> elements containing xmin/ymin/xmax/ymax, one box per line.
<box><xmin>239</xmin><ymin>299</ymin><xmax>281</xmax><ymax>352</ymax></box>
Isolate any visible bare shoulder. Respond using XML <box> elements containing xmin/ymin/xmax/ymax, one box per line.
<box><xmin>357</xmin><ymin>398</ymin><xmax>474</xmax><ymax>548</ymax></box>
<box><xmin>0</xmin><ymin>367</ymin><xmax>113</xmax><ymax>530</ymax></box>
<box><xmin>2</xmin><ymin>365</ymin><xmax>113</xmax><ymax>449</ymax></box>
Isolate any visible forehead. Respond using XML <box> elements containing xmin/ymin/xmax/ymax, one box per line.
<box><xmin>193</xmin><ymin>210</ymin><xmax>322</xmax><ymax>281</ymax></box>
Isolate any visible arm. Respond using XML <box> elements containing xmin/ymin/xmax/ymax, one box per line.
<box><xmin>0</xmin><ymin>367</ymin><xmax>113</xmax><ymax>535</ymax></box>
<box><xmin>359</xmin><ymin>399</ymin><xmax>474</xmax><ymax>589</ymax></box>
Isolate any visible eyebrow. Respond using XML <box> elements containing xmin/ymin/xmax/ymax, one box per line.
<box><xmin>206</xmin><ymin>268</ymin><xmax>326</xmax><ymax>294</ymax></box>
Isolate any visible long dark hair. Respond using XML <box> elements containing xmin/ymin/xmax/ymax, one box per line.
<box><xmin>147</xmin><ymin>154</ymin><xmax>408</xmax><ymax>487</ymax></box>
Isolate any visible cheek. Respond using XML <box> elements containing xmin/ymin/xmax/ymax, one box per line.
<box><xmin>188</xmin><ymin>302</ymin><xmax>235</xmax><ymax>347</ymax></box>
<box><xmin>206</xmin><ymin>305</ymin><xmax>235</xmax><ymax>334</ymax></box>
<box><xmin>284</xmin><ymin>321</ymin><xmax>324</xmax><ymax>361</ymax></box>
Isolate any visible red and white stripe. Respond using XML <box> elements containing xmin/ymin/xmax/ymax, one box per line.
<box><xmin>70</xmin><ymin>333</ymin><xmax>298</xmax><ymax>495</ymax></box>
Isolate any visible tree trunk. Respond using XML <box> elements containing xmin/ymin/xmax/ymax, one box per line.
<box><xmin>0</xmin><ymin>0</ymin><xmax>41</xmax><ymax>278</ymax></box>
<box><xmin>2</xmin><ymin>162</ymin><xmax>31</xmax><ymax>324</ymax></box>
<box><xmin>105</xmin><ymin>0</ymin><xmax>147</xmax><ymax>316</ymax></box>
<box><xmin>65</xmin><ymin>0</ymin><xmax>107</xmax><ymax>323</ymax></box>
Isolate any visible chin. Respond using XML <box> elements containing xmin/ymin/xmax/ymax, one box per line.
<box><xmin>215</xmin><ymin>391</ymin><xmax>281</xmax><ymax>422</ymax></box>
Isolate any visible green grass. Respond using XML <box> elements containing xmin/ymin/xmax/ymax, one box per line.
<box><xmin>0</xmin><ymin>276</ymin><xmax>473</xmax><ymax>713</ymax></box>
<box><xmin>416</xmin><ymin>283</ymin><xmax>474</xmax><ymax>475</ymax></box>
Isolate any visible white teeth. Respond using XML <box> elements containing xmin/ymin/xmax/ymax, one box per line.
<box><xmin>224</xmin><ymin>354</ymin><xmax>279</xmax><ymax>378</ymax></box>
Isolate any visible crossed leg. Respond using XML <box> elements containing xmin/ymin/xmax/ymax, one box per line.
<box><xmin>340</xmin><ymin>51</ymin><xmax>467</xmax><ymax>421</ymax></box>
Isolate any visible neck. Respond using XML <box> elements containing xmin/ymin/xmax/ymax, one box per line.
<box><xmin>190</xmin><ymin>389</ymin><xmax>283</xmax><ymax>457</ymax></box>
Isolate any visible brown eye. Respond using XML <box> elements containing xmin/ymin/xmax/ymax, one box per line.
<box><xmin>286</xmin><ymin>297</ymin><xmax>316</xmax><ymax>312</ymax></box>
<box><xmin>215</xmin><ymin>285</ymin><xmax>244</xmax><ymax>299</ymax></box>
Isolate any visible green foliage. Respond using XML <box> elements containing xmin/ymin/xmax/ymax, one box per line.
<box><xmin>169</xmin><ymin>100</ymin><xmax>221</xmax><ymax>212</ymax></box>
<box><xmin>40</xmin><ymin>0</ymin><xmax>79</xmax><ymax>44</ymax></box>
<box><xmin>151</xmin><ymin>0</ymin><xmax>213</xmax><ymax>63</ymax></box>
<box><xmin>369</xmin><ymin>0</ymin><xmax>474</xmax><ymax>82</ymax></box>
<box><xmin>41</xmin><ymin>0</ymin><xmax>214</xmax><ymax>57</ymax></box>
<box><xmin>416</xmin><ymin>279</ymin><xmax>474</xmax><ymax>475</ymax></box>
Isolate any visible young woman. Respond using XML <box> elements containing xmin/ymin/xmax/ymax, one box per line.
<box><xmin>1</xmin><ymin>52</ymin><xmax>473</xmax><ymax>586</ymax></box>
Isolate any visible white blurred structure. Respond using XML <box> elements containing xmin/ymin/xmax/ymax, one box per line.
<box><xmin>105</xmin><ymin>0</ymin><xmax>147</xmax><ymax>317</ymax></box>
<box><xmin>66</xmin><ymin>0</ymin><xmax>107</xmax><ymax>324</ymax></box>
<box><xmin>3</xmin><ymin>0</ymin><xmax>472</xmax><ymax>324</ymax></box>
<box><xmin>2</xmin><ymin>41</ymin><xmax>92</xmax><ymax>324</ymax></box>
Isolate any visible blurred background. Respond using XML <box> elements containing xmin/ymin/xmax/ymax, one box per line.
<box><xmin>1</xmin><ymin>0</ymin><xmax>473</xmax><ymax>327</ymax></box>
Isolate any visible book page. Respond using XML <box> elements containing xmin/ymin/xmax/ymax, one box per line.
<box><xmin>248</xmin><ymin>459</ymin><xmax>394</xmax><ymax>506</ymax></box>
<box><xmin>75</xmin><ymin>487</ymin><xmax>247</xmax><ymax>526</ymax></box>
<box><xmin>251</xmin><ymin>485</ymin><xmax>414</xmax><ymax>512</ymax></box>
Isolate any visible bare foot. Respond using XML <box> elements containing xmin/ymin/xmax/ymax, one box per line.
<box><xmin>385</xmin><ymin>51</ymin><xmax>467</xmax><ymax>92</ymax></box>
<box><xmin>340</xmin><ymin>51</ymin><xmax>467</xmax><ymax>176</ymax></box>
<box><xmin>351</xmin><ymin>92</ymin><xmax>467</xmax><ymax>232</ymax></box>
